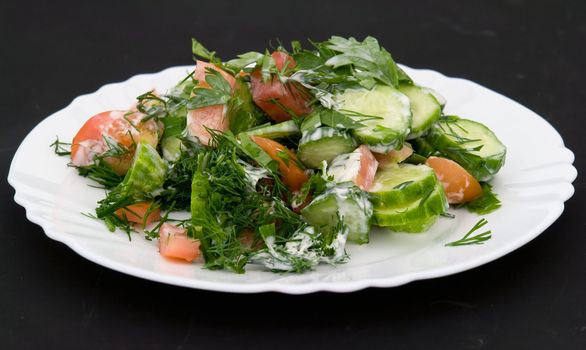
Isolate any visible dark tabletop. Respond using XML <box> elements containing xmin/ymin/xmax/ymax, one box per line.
<box><xmin>1</xmin><ymin>0</ymin><xmax>585</xmax><ymax>349</ymax></box>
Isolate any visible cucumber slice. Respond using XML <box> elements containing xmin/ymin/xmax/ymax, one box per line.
<box><xmin>427</xmin><ymin>116</ymin><xmax>506</xmax><ymax>181</ymax></box>
<box><xmin>421</xmin><ymin>87</ymin><xmax>446</xmax><ymax>109</ymax></box>
<box><xmin>335</xmin><ymin>85</ymin><xmax>411</xmax><ymax>152</ymax></box>
<box><xmin>297</xmin><ymin>127</ymin><xmax>357</xmax><ymax>168</ymax></box>
<box><xmin>301</xmin><ymin>183</ymin><xmax>373</xmax><ymax>244</ymax></box>
<box><xmin>369</xmin><ymin>164</ymin><xmax>438</xmax><ymax>206</ymax></box>
<box><xmin>398</xmin><ymin>84</ymin><xmax>441</xmax><ymax>139</ymax></box>
<box><xmin>123</xmin><ymin>143</ymin><xmax>167</xmax><ymax>194</ymax></box>
<box><xmin>390</xmin><ymin>214</ymin><xmax>440</xmax><ymax>233</ymax></box>
<box><xmin>245</xmin><ymin>120</ymin><xmax>300</xmax><ymax>139</ymax></box>
<box><xmin>161</xmin><ymin>136</ymin><xmax>183</xmax><ymax>161</ymax></box>
<box><xmin>373</xmin><ymin>182</ymin><xmax>448</xmax><ymax>232</ymax></box>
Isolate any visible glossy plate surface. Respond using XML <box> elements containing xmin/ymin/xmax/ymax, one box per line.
<box><xmin>8</xmin><ymin>65</ymin><xmax>577</xmax><ymax>294</ymax></box>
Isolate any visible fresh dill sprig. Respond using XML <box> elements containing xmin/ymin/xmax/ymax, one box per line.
<box><xmin>75</xmin><ymin>162</ymin><xmax>124</xmax><ymax>189</ymax></box>
<box><xmin>144</xmin><ymin>201</ymin><xmax>176</xmax><ymax>241</ymax></box>
<box><xmin>50</xmin><ymin>136</ymin><xmax>71</xmax><ymax>156</ymax></box>
<box><xmin>445</xmin><ymin>218</ymin><xmax>492</xmax><ymax>247</ymax></box>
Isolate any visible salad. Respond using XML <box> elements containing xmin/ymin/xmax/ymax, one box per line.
<box><xmin>52</xmin><ymin>36</ymin><xmax>506</xmax><ymax>273</ymax></box>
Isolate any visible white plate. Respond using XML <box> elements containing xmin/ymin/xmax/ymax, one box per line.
<box><xmin>8</xmin><ymin>65</ymin><xmax>577</xmax><ymax>294</ymax></box>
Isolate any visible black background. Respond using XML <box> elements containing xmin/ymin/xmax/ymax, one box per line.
<box><xmin>1</xmin><ymin>0</ymin><xmax>585</xmax><ymax>349</ymax></box>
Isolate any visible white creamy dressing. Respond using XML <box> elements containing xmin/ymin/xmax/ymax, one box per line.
<box><xmin>327</xmin><ymin>149</ymin><xmax>361</xmax><ymax>183</ymax></box>
<box><xmin>72</xmin><ymin>139</ymin><xmax>107</xmax><ymax>166</ymax></box>
<box><xmin>366</xmin><ymin>142</ymin><xmax>398</xmax><ymax>153</ymax></box>
<box><xmin>326</xmin><ymin>225</ymin><xmax>349</xmax><ymax>261</ymax></box>
<box><xmin>300</xmin><ymin>127</ymin><xmax>336</xmax><ymax>144</ymax></box>
<box><xmin>250</xmin><ymin>226</ymin><xmax>322</xmax><ymax>271</ymax></box>
<box><xmin>240</xmin><ymin>161</ymin><xmax>269</xmax><ymax>191</ymax></box>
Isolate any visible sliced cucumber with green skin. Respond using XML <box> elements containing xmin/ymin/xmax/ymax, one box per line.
<box><xmin>411</xmin><ymin>137</ymin><xmax>437</xmax><ymax>158</ymax></box>
<box><xmin>389</xmin><ymin>214</ymin><xmax>440</xmax><ymax>233</ymax></box>
<box><xmin>427</xmin><ymin>116</ymin><xmax>506</xmax><ymax>181</ymax></box>
<box><xmin>297</xmin><ymin>127</ymin><xmax>357</xmax><ymax>168</ymax></box>
<box><xmin>398</xmin><ymin>84</ymin><xmax>442</xmax><ymax>139</ymax></box>
<box><xmin>244</xmin><ymin>120</ymin><xmax>300</xmax><ymax>139</ymax></box>
<box><xmin>369</xmin><ymin>164</ymin><xmax>439</xmax><ymax>206</ymax></box>
<box><xmin>161</xmin><ymin>136</ymin><xmax>183</xmax><ymax>161</ymax></box>
<box><xmin>421</xmin><ymin>87</ymin><xmax>446</xmax><ymax>109</ymax></box>
<box><xmin>301</xmin><ymin>182</ymin><xmax>373</xmax><ymax>244</ymax></box>
<box><xmin>336</xmin><ymin>85</ymin><xmax>411</xmax><ymax>153</ymax></box>
<box><xmin>373</xmin><ymin>182</ymin><xmax>448</xmax><ymax>231</ymax></box>
<box><xmin>123</xmin><ymin>143</ymin><xmax>168</xmax><ymax>194</ymax></box>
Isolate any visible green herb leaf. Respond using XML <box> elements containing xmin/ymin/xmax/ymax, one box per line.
<box><xmin>192</xmin><ymin>38</ymin><xmax>219</xmax><ymax>63</ymax></box>
<box><xmin>225</xmin><ymin>51</ymin><xmax>264</xmax><ymax>72</ymax></box>
<box><xmin>260</xmin><ymin>50</ymin><xmax>276</xmax><ymax>82</ymax></box>
<box><xmin>324</xmin><ymin>36</ymin><xmax>400</xmax><ymax>88</ymax></box>
<box><xmin>187</xmin><ymin>69</ymin><xmax>233</xmax><ymax>109</ymax></box>
<box><xmin>459</xmin><ymin>183</ymin><xmax>502</xmax><ymax>214</ymax></box>
<box><xmin>319</xmin><ymin>108</ymin><xmax>365</xmax><ymax>129</ymax></box>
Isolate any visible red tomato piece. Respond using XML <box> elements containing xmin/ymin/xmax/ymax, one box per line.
<box><xmin>426</xmin><ymin>156</ymin><xmax>483</xmax><ymax>204</ymax></box>
<box><xmin>354</xmin><ymin>145</ymin><xmax>379</xmax><ymax>191</ymax></box>
<box><xmin>271</xmin><ymin>51</ymin><xmax>296</xmax><ymax>72</ymax></box>
<box><xmin>187</xmin><ymin>60</ymin><xmax>236</xmax><ymax>146</ymax></box>
<box><xmin>250</xmin><ymin>135</ymin><xmax>309</xmax><ymax>192</ymax></box>
<box><xmin>115</xmin><ymin>202</ymin><xmax>161</xmax><ymax>227</ymax></box>
<box><xmin>158</xmin><ymin>223</ymin><xmax>201</xmax><ymax>262</ymax></box>
<box><xmin>250</xmin><ymin>52</ymin><xmax>311</xmax><ymax>122</ymax></box>
<box><xmin>71</xmin><ymin>110</ymin><xmax>161</xmax><ymax>175</ymax></box>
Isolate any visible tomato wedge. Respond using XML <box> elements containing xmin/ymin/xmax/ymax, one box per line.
<box><xmin>250</xmin><ymin>135</ymin><xmax>309</xmax><ymax>192</ymax></box>
<box><xmin>115</xmin><ymin>202</ymin><xmax>161</xmax><ymax>227</ymax></box>
<box><xmin>271</xmin><ymin>51</ymin><xmax>296</xmax><ymax>72</ymax></box>
<box><xmin>250</xmin><ymin>52</ymin><xmax>311</xmax><ymax>122</ymax></box>
<box><xmin>71</xmin><ymin>110</ymin><xmax>161</xmax><ymax>175</ymax></box>
<box><xmin>426</xmin><ymin>156</ymin><xmax>483</xmax><ymax>204</ymax></box>
<box><xmin>187</xmin><ymin>60</ymin><xmax>236</xmax><ymax>146</ymax></box>
<box><xmin>158</xmin><ymin>223</ymin><xmax>201</xmax><ymax>262</ymax></box>
<box><xmin>354</xmin><ymin>145</ymin><xmax>379</xmax><ymax>191</ymax></box>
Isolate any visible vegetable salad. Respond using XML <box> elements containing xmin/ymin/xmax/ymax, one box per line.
<box><xmin>53</xmin><ymin>36</ymin><xmax>505</xmax><ymax>273</ymax></box>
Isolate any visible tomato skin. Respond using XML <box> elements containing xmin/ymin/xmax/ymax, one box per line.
<box><xmin>115</xmin><ymin>202</ymin><xmax>161</xmax><ymax>227</ymax></box>
<box><xmin>250</xmin><ymin>135</ymin><xmax>309</xmax><ymax>192</ymax></box>
<box><xmin>158</xmin><ymin>223</ymin><xmax>201</xmax><ymax>262</ymax></box>
<box><xmin>71</xmin><ymin>110</ymin><xmax>161</xmax><ymax>175</ymax></box>
<box><xmin>271</xmin><ymin>51</ymin><xmax>296</xmax><ymax>72</ymax></box>
<box><xmin>250</xmin><ymin>52</ymin><xmax>311</xmax><ymax>122</ymax></box>
<box><xmin>426</xmin><ymin>156</ymin><xmax>483</xmax><ymax>204</ymax></box>
<box><xmin>355</xmin><ymin>145</ymin><xmax>379</xmax><ymax>191</ymax></box>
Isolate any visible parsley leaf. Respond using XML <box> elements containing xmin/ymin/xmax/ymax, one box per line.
<box><xmin>225</xmin><ymin>51</ymin><xmax>264</xmax><ymax>72</ymax></box>
<box><xmin>459</xmin><ymin>183</ymin><xmax>502</xmax><ymax>214</ymax></box>
<box><xmin>192</xmin><ymin>38</ymin><xmax>220</xmax><ymax>64</ymax></box>
<box><xmin>324</xmin><ymin>36</ymin><xmax>402</xmax><ymax>88</ymax></box>
<box><xmin>187</xmin><ymin>68</ymin><xmax>233</xmax><ymax>109</ymax></box>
